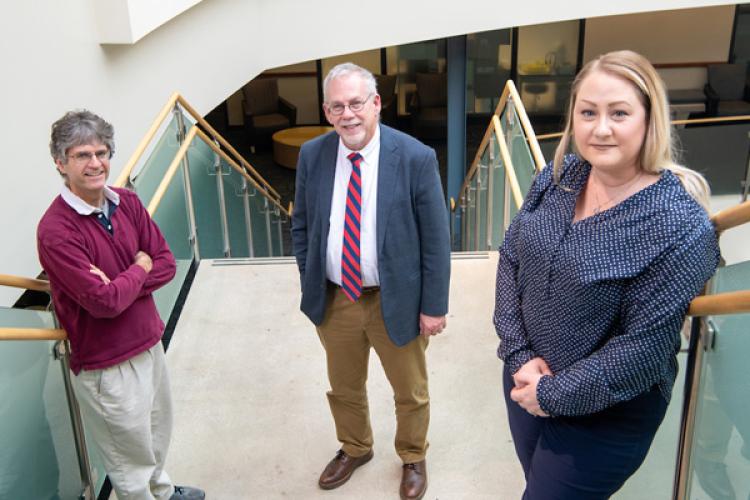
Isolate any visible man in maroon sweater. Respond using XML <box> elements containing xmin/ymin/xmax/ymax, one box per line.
<box><xmin>37</xmin><ymin>110</ymin><xmax>204</xmax><ymax>500</ymax></box>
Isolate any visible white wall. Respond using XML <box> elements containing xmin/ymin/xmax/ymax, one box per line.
<box><xmin>0</xmin><ymin>0</ymin><xmax>737</xmax><ymax>305</ymax></box>
<box><xmin>95</xmin><ymin>0</ymin><xmax>204</xmax><ymax>44</ymax></box>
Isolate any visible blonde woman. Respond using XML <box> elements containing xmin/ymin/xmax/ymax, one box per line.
<box><xmin>494</xmin><ymin>50</ymin><xmax>720</xmax><ymax>499</ymax></box>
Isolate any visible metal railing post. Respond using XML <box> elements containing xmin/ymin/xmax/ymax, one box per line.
<box><xmin>173</xmin><ymin>106</ymin><xmax>201</xmax><ymax>261</ymax></box>
<box><xmin>55</xmin><ymin>340</ymin><xmax>95</xmax><ymax>500</ymax></box>
<box><xmin>503</xmin><ymin>173</ymin><xmax>512</xmax><ymax>230</ymax></box>
<box><xmin>476</xmin><ymin>164</ymin><xmax>486</xmax><ymax>250</ymax></box>
<box><xmin>486</xmin><ymin>140</ymin><xmax>496</xmax><ymax>249</ymax></box>
<box><xmin>50</xmin><ymin>301</ymin><xmax>95</xmax><ymax>500</ymax></box>
<box><xmin>460</xmin><ymin>198</ymin><xmax>467</xmax><ymax>252</ymax></box>
<box><xmin>212</xmin><ymin>142</ymin><xmax>232</xmax><ymax>258</ymax></box>
<box><xmin>672</xmin><ymin>316</ymin><xmax>711</xmax><ymax>499</ymax></box>
<box><xmin>466</xmin><ymin>187</ymin><xmax>474</xmax><ymax>251</ymax></box>
<box><xmin>276</xmin><ymin>206</ymin><xmax>284</xmax><ymax>256</ymax></box>
<box><xmin>743</xmin><ymin>131</ymin><xmax>750</xmax><ymax>202</ymax></box>
<box><xmin>263</xmin><ymin>196</ymin><xmax>273</xmax><ymax>256</ymax></box>
<box><xmin>242</xmin><ymin>178</ymin><xmax>255</xmax><ymax>258</ymax></box>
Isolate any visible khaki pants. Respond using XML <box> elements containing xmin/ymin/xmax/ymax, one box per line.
<box><xmin>317</xmin><ymin>287</ymin><xmax>429</xmax><ymax>464</ymax></box>
<box><xmin>72</xmin><ymin>343</ymin><xmax>173</xmax><ymax>500</ymax></box>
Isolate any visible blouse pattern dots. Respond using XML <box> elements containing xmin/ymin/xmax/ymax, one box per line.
<box><xmin>494</xmin><ymin>154</ymin><xmax>720</xmax><ymax>417</ymax></box>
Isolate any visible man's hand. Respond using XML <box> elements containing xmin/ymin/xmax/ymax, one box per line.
<box><xmin>134</xmin><ymin>251</ymin><xmax>153</xmax><ymax>274</ymax></box>
<box><xmin>510</xmin><ymin>369</ymin><xmax>549</xmax><ymax>417</ymax></box>
<box><xmin>419</xmin><ymin>313</ymin><xmax>446</xmax><ymax>337</ymax></box>
<box><xmin>513</xmin><ymin>357</ymin><xmax>552</xmax><ymax>388</ymax></box>
<box><xmin>89</xmin><ymin>264</ymin><xmax>111</xmax><ymax>285</ymax></box>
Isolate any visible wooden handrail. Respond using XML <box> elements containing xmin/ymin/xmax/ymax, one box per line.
<box><xmin>688</xmin><ymin>290</ymin><xmax>750</xmax><ymax>317</ymax></box>
<box><xmin>672</xmin><ymin>115</ymin><xmax>750</xmax><ymax>127</ymax></box>
<box><xmin>712</xmin><ymin>199</ymin><xmax>750</xmax><ymax>232</ymax></box>
<box><xmin>492</xmin><ymin>116</ymin><xmax>524</xmax><ymax>209</ymax></box>
<box><xmin>460</xmin><ymin>84</ymin><xmax>512</xmax><ymax>202</ymax></box>
<box><xmin>460</xmin><ymin>80</ymin><xmax>547</xmax><ymax>210</ymax></box>
<box><xmin>114</xmin><ymin>92</ymin><xmax>180</xmax><ymax>187</ymax></box>
<box><xmin>505</xmin><ymin>80</ymin><xmax>545</xmax><ymax>171</ymax></box>
<box><xmin>115</xmin><ymin>93</ymin><xmax>281</xmax><ymax>201</ymax></box>
<box><xmin>175</xmin><ymin>96</ymin><xmax>281</xmax><ymax>201</ymax></box>
<box><xmin>536</xmin><ymin>131</ymin><xmax>564</xmax><ymax>141</ymax></box>
<box><xmin>0</xmin><ymin>328</ymin><xmax>66</xmax><ymax>341</ymax></box>
<box><xmin>0</xmin><ymin>274</ymin><xmax>50</xmax><ymax>292</ymax></box>
<box><xmin>193</xmin><ymin>128</ymin><xmax>290</xmax><ymax>217</ymax></box>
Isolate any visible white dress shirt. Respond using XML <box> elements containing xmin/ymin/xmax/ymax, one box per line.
<box><xmin>326</xmin><ymin>126</ymin><xmax>380</xmax><ymax>286</ymax></box>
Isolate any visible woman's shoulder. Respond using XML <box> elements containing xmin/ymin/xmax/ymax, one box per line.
<box><xmin>621</xmin><ymin>170</ymin><xmax>716</xmax><ymax>262</ymax></box>
<box><xmin>521</xmin><ymin>154</ymin><xmax>586</xmax><ymax>209</ymax></box>
<box><xmin>642</xmin><ymin>170</ymin><xmax>712</xmax><ymax>228</ymax></box>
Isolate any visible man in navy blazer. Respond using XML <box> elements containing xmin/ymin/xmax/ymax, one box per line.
<box><xmin>292</xmin><ymin>63</ymin><xmax>450</xmax><ymax>500</ymax></box>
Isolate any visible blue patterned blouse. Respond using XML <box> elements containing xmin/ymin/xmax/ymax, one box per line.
<box><xmin>494</xmin><ymin>154</ymin><xmax>720</xmax><ymax>417</ymax></box>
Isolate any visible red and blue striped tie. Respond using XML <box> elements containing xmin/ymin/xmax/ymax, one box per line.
<box><xmin>341</xmin><ymin>152</ymin><xmax>363</xmax><ymax>301</ymax></box>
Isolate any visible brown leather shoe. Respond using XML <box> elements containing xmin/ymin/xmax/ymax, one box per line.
<box><xmin>400</xmin><ymin>460</ymin><xmax>427</xmax><ymax>500</ymax></box>
<box><xmin>318</xmin><ymin>449</ymin><xmax>374</xmax><ymax>490</ymax></box>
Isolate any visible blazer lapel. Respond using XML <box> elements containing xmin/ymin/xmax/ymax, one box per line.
<box><xmin>318</xmin><ymin>132</ymin><xmax>338</xmax><ymax>250</ymax></box>
<box><xmin>377</xmin><ymin>125</ymin><xmax>400</xmax><ymax>254</ymax></box>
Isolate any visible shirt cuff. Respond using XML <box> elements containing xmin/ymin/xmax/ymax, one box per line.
<box><xmin>499</xmin><ymin>345</ymin><xmax>536</xmax><ymax>375</ymax></box>
<box><xmin>536</xmin><ymin>374</ymin><xmax>557</xmax><ymax>417</ymax></box>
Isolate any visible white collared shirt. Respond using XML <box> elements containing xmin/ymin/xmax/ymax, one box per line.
<box><xmin>60</xmin><ymin>185</ymin><xmax>120</xmax><ymax>216</ymax></box>
<box><xmin>326</xmin><ymin>126</ymin><xmax>380</xmax><ymax>286</ymax></box>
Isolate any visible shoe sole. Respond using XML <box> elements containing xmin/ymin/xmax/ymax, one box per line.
<box><xmin>318</xmin><ymin>450</ymin><xmax>374</xmax><ymax>490</ymax></box>
<box><xmin>400</xmin><ymin>483</ymin><xmax>427</xmax><ymax>500</ymax></box>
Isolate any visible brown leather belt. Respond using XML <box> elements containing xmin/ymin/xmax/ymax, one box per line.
<box><xmin>327</xmin><ymin>280</ymin><xmax>380</xmax><ymax>294</ymax></box>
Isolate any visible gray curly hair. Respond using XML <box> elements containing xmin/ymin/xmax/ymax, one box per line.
<box><xmin>50</xmin><ymin>110</ymin><xmax>114</xmax><ymax>163</ymax></box>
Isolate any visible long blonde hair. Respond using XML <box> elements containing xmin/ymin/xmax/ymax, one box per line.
<box><xmin>552</xmin><ymin>50</ymin><xmax>710</xmax><ymax>210</ymax></box>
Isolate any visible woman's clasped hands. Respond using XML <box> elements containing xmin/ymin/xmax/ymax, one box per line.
<box><xmin>511</xmin><ymin>357</ymin><xmax>552</xmax><ymax>417</ymax></box>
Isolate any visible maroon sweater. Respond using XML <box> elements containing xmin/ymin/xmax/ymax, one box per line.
<box><xmin>37</xmin><ymin>188</ymin><xmax>176</xmax><ymax>374</ymax></box>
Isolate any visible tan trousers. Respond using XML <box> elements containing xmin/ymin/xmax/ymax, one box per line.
<box><xmin>72</xmin><ymin>343</ymin><xmax>173</xmax><ymax>500</ymax></box>
<box><xmin>316</xmin><ymin>287</ymin><xmax>429</xmax><ymax>464</ymax></box>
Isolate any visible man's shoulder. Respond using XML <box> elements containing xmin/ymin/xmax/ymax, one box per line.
<box><xmin>380</xmin><ymin>124</ymin><xmax>431</xmax><ymax>154</ymax></box>
<box><xmin>110</xmin><ymin>186</ymin><xmax>141</xmax><ymax>204</ymax></box>
<box><xmin>38</xmin><ymin>196</ymin><xmax>78</xmax><ymax>244</ymax></box>
<box><xmin>299</xmin><ymin>129</ymin><xmax>338</xmax><ymax>157</ymax></box>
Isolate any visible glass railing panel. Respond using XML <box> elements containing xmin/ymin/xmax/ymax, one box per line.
<box><xmin>477</xmin><ymin>148</ymin><xmax>490</xmax><ymax>251</ymax></box>
<box><xmin>131</xmin><ymin>115</ymin><xmax>182</xmax><ymax>204</ymax></box>
<box><xmin>489</xmin><ymin>134</ymin><xmax>507</xmax><ymax>249</ymax></box>
<box><xmin>500</xmin><ymin>98</ymin><xmax>538</xmax><ymax>196</ymax></box>
<box><xmin>686</xmin><ymin>259</ymin><xmax>750</xmax><ymax>499</ymax></box>
<box><xmin>248</xmin><ymin>187</ymin><xmax>276</xmax><ymax>257</ymax></box>
<box><xmin>148</xmin><ymin>148</ymin><xmax>194</xmax><ymax>321</ymax></box>
<box><xmin>219</xmin><ymin>158</ymin><xmax>252</xmax><ymax>258</ymax></box>
<box><xmin>459</xmin><ymin>196</ymin><xmax>468</xmax><ymax>252</ymax></box>
<box><xmin>0</xmin><ymin>308</ymin><xmax>98</xmax><ymax>499</ymax></box>
<box><xmin>269</xmin><ymin>203</ymin><xmax>285</xmax><ymax>256</ymax></box>
<box><xmin>467</xmin><ymin>176</ymin><xmax>478</xmax><ymax>251</ymax></box>
<box><xmin>613</xmin><ymin>348</ymin><xmax>688</xmax><ymax>499</ymax></box>
<box><xmin>187</xmin><ymin>135</ymin><xmax>226</xmax><ymax>259</ymax></box>
<box><xmin>151</xmin><ymin>258</ymin><xmax>191</xmax><ymax>324</ymax></box>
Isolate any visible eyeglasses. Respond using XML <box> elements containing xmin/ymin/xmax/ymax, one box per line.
<box><xmin>326</xmin><ymin>94</ymin><xmax>374</xmax><ymax>116</ymax></box>
<box><xmin>68</xmin><ymin>149</ymin><xmax>111</xmax><ymax>164</ymax></box>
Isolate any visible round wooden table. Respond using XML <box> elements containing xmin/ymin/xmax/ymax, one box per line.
<box><xmin>272</xmin><ymin>126</ymin><xmax>334</xmax><ymax>169</ymax></box>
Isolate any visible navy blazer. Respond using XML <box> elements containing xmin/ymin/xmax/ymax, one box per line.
<box><xmin>291</xmin><ymin>124</ymin><xmax>450</xmax><ymax>346</ymax></box>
